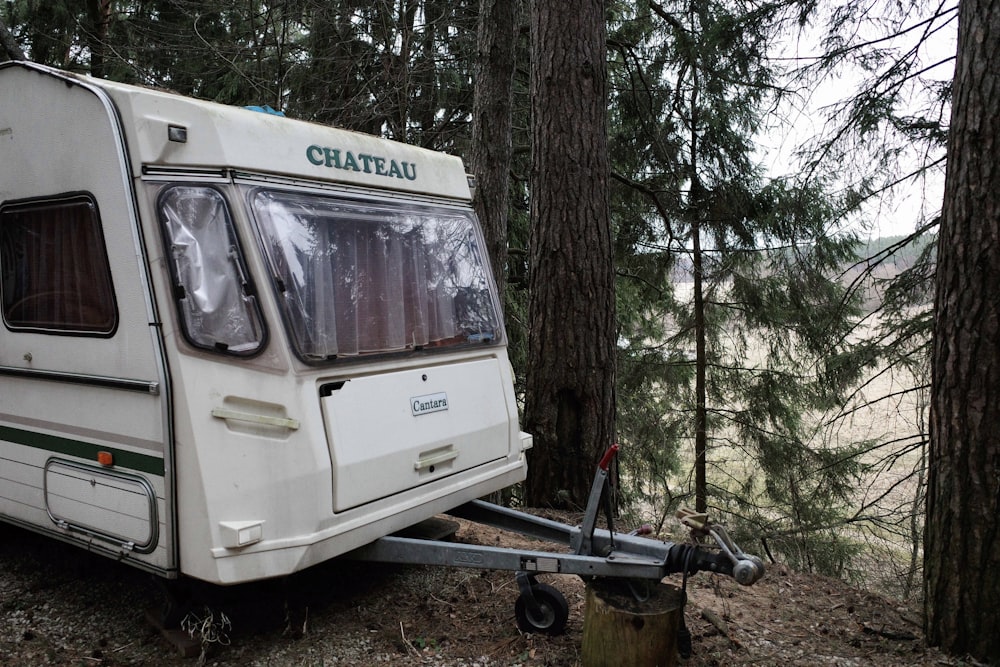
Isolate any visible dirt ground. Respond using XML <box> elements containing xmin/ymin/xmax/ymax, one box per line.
<box><xmin>0</xmin><ymin>514</ymin><xmax>961</xmax><ymax>667</ymax></box>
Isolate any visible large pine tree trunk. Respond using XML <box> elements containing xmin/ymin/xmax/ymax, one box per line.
<box><xmin>523</xmin><ymin>0</ymin><xmax>616</xmax><ymax>508</ymax></box>
<box><xmin>925</xmin><ymin>0</ymin><xmax>1000</xmax><ymax>661</ymax></box>
<box><xmin>469</xmin><ymin>0</ymin><xmax>517</xmax><ymax>298</ymax></box>
<box><xmin>84</xmin><ymin>0</ymin><xmax>111</xmax><ymax>78</ymax></box>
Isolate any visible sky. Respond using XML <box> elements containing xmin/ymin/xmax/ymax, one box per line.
<box><xmin>759</xmin><ymin>3</ymin><xmax>958</xmax><ymax>240</ymax></box>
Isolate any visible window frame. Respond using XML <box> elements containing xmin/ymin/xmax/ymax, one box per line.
<box><xmin>243</xmin><ymin>184</ymin><xmax>504</xmax><ymax>366</ymax></box>
<box><xmin>154</xmin><ymin>183</ymin><xmax>268</xmax><ymax>357</ymax></box>
<box><xmin>0</xmin><ymin>192</ymin><xmax>119</xmax><ymax>337</ymax></box>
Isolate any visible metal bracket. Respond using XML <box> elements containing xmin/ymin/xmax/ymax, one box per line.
<box><xmin>515</xmin><ymin>572</ymin><xmax>538</xmax><ymax>605</ymax></box>
<box><xmin>677</xmin><ymin>507</ymin><xmax>766</xmax><ymax>585</ymax></box>
<box><xmin>577</xmin><ymin>444</ymin><xmax>618</xmax><ymax>557</ymax></box>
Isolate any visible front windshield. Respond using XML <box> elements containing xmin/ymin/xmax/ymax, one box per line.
<box><xmin>248</xmin><ymin>188</ymin><xmax>501</xmax><ymax>361</ymax></box>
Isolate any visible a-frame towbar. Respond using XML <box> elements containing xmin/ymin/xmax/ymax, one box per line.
<box><xmin>346</xmin><ymin>444</ymin><xmax>765</xmax><ymax>635</ymax></box>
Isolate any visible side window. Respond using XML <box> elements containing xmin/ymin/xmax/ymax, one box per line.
<box><xmin>0</xmin><ymin>195</ymin><xmax>117</xmax><ymax>334</ymax></box>
<box><xmin>157</xmin><ymin>185</ymin><xmax>265</xmax><ymax>355</ymax></box>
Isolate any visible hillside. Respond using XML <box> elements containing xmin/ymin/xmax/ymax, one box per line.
<box><xmin>0</xmin><ymin>515</ymin><xmax>958</xmax><ymax>666</ymax></box>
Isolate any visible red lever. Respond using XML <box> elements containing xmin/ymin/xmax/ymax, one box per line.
<box><xmin>598</xmin><ymin>443</ymin><xmax>619</xmax><ymax>471</ymax></box>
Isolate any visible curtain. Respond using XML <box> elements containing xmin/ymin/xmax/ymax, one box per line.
<box><xmin>251</xmin><ymin>190</ymin><xmax>491</xmax><ymax>359</ymax></box>
<box><xmin>1</xmin><ymin>197</ymin><xmax>116</xmax><ymax>332</ymax></box>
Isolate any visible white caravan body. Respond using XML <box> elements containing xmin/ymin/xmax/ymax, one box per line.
<box><xmin>0</xmin><ymin>62</ymin><xmax>529</xmax><ymax>584</ymax></box>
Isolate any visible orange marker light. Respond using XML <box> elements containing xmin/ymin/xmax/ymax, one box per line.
<box><xmin>97</xmin><ymin>451</ymin><xmax>114</xmax><ymax>467</ymax></box>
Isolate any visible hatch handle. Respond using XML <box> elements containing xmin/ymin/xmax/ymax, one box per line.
<box><xmin>414</xmin><ymin>447</ymin><xmax>458</xmax><ymax>471</ymax></box>
<box><xmin>211</xmin><ymin>408</ymin><xmax>300</xmax><ymax>430</ymax></box>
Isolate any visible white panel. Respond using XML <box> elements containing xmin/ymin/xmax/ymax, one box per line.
<box><xmin>103</xmin><ymin>80</ymin><xmax>472</xmax><ymax>200</ymax></box>
<box><xmin>0</xmin><ymin>63</ymin><xmax>172</xmax><ymax>572</ymax></box>
<box><xmin>322</xmin><ymin>358</ymin><xmax>512</xmax><ymax>511</ymax></box>
<box><xmin>0</xmin><ymin>448</ymin><xmax>44</xmax><ymax>518</ymax></box>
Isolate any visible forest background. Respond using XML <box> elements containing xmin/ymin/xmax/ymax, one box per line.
<box><xmin>0</xmin><ymin>0</ymin><xmax>954</xmax><ymax>624</ymax></box>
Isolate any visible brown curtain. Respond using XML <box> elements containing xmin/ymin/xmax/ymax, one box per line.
<box><xmin>1</xmin><ymin>197</ymin><xmax>115</xmax><ymax>332</ymax></box>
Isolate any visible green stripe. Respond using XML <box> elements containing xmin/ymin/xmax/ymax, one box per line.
<box><xmin>0</xmin><ymin>425</ymin><xmax>165</xmax><ymax>476</ymax></box>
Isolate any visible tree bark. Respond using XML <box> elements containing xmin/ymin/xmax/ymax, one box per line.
<box><xmin>925</xmin><ymin>0</ymin><xmax>1000</xmax><ymax>662</ymax></box>
<box><xmin>686</xmin><ymin>4</ymin><xmax>707</xmax><ymax>514</ymax></box>
<box><xmin>581</xmin><ymin>580</ymin><xmax>682</xmax><ymax>667</ymax></box>
<box><xmin>0</xmin><ymin>15</ymin><xmax>26</xmax><ymax>62</ymax></box>
<box><xmin>523</xmin><ymin>0</ymin><xmax>615</xmax><ymax>508</ymax></box>
<box><xmin>84</xmin><ymin>0</ymin><xmax>112</xmax><ymax>77</ymax></box>
<box><xmin>692</xmin><ymin>195</ymin><xmax>707</xmax><ymax>514</ymax></box>
<box><xmin>469</xmin><ymin>0</ymin><xmax>517</xmax><ymax>299</ymax></box>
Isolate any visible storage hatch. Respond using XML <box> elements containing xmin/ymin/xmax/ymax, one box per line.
<box><xmin>44</xmin><ymin>460</ymin><xmax>157</xmax><ymax>551</ymax></box>
<box><xmin>320</xmin><ymin>358</ymin><xmax>513</xmax><ymax>512</ymax></box>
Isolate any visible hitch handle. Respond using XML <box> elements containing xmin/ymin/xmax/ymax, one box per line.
<box><xmin>598</xmin><ymin>443</ymin><xmax>619</xmax><ymax>471</ymax></box>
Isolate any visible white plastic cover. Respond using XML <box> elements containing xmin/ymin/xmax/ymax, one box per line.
<box><xmin>249</xmin><ymin>189</ymin><xmax>500</xmax><ymax>360</ymax></box>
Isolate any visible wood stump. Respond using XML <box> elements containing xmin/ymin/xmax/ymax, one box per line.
<box><xmin>581</xmin><ymin>579</ymin><xmax>683</xmax><ymax>667</ymax></box>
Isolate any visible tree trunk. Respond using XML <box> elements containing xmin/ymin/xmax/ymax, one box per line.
<box><xmin>0</xmin><ymin>15</ymin><xmax>26</xmax><ymax>62</ymax></box>
<box><xmin>469</xmin><ymin>0</ymin><xmax>517</xmax><ymax>299</ymax></box>
<box><xmin>523</xmin><ymin>0</ymin><xmax>615</xmax><ymax>508</ymax></box>
<box><xmin>581</xmin><ymin>580</ymin><xmax>682</xmax><ymax>667</ymax></box>
<box><xmin>84</xmin><ymin>0</ymin><xmax>112</xmax><ymax>78</ymax></box>
<box><xmin>691</xmin><ymin>208</ymin><xmax>707</xmax><ymax>514</ymax></box>
<box><xmin>925</xmin><ymin>0</ymin><xmax>1000</xmax><ymax>662</ymax></box>
<box><xmin>687</xmin><ymin>15</ymin><xmax>707</xmax><ymax>514</ymax></box>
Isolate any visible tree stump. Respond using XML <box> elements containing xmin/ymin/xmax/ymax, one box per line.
<box><xmin>581</xmin><ymin>579</ymin><xmax>683</xmax><ymax>667</ymax></box>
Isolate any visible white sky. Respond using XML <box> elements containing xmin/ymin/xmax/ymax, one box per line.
<box><xmin>759</xmin><ymin>4</ymin><xmax>958</xmax><ymax>240</ymax></box>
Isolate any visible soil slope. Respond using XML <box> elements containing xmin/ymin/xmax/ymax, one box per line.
<box><xmin>0</xmin><ymin>517</ymin><xmax>956</xmax><ymax>666</ymax></box>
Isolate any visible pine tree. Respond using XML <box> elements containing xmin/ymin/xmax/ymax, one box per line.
<box><xmin>784</xmin><ymin>0</ymin><xmax>956</xmax><ymax>591</ymax></box>
<box><xmin>607</xmin><ymin>1</ymin><xmax>867</xmax><ymax>570</ymax></box>
<box><xmin>0</xmin><ymin>13</ymin><xmax>25</xmax><ymax>61</ymax></box>
<box><xmin>469</xmin><ymin>0</ymin><xmax>519</xmax><ymax>299</ymax></box>
<box><xmin>925</xmin><ymin>0</ymin><xmax>1000</xmax><ymax>659</ymax></box>
<box><xmin>522</xmin><ymin>0</ymin><xmax>616</xmax><ymax>508</ymax></box>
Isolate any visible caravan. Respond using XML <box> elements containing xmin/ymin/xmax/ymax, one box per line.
<box><xmin>1</xmin><ymin>62</ymin><xmax>763</xmax><ymax>634</ymax></box>
<box><xmin>0</xmin><ymin>61</ymin><xmax>530</xmax><ymax>585</ymax></box>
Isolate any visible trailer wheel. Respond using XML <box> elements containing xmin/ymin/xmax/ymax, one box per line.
<box><xmin>514</xmin><ymin>583</ymin><xmax>569</xmax><ymax>635</ymax></box>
